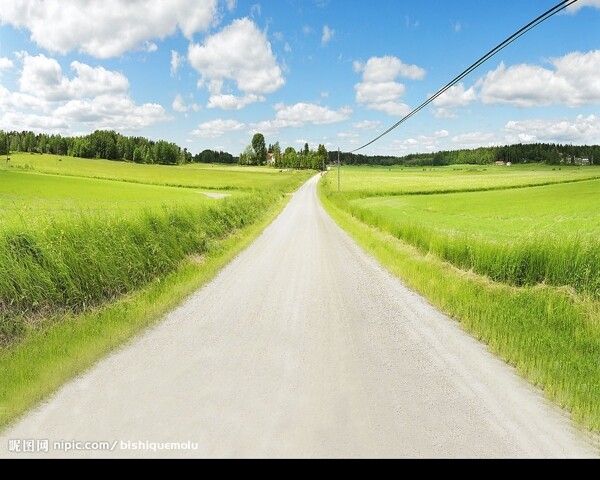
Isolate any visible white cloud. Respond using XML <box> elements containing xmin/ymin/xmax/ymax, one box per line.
<box><xmin>0</xmin><ymin>0</ymin><xmax>219</xmax><ymax>58</ymax></box>
<box><xmin>434</xmin><ymin>108</ymin><xmax>458</xmax><ymax>119</ymax></box>
<box><xmin>188</xmin><ymin>18</ymin><xmax>285</xmax><ymax>110</ymax></box>
<box><xmin>273</xmin><ymin>102</ymin><xmax>352</xmax><ymax>127</ymax></box>
<box><xmin>322</xmin><ymin>25</ymin><xmax>335</xmax><ymax>46</ymax></box>
<box><xmin>144</xmin><ymin>42</ymin><xmax>158</xmax><ymax>53</ymax></box>
<box><xmin>355</xmin><ymin>56</ymin><xmax>426</xmax><ymax>82</ymax></box>
<box><xmin>191</xmin><ymin>118</ymin><xmax>245</xmax><ymax>138</ymax></box>
<box><xmin>356</xmin><ymin>81</ymin><xmax>406</xmax><ymax>105</ymax></box>
<box><xmin>19</xmin><ymin>54</ymin><xmax>129</xmax><ymax>102</ymax></box>
<box><xmin>432</xmin><ymin>83</ymin><xmax>477</xmax><ymax>118</ymax></box>
<box><xmin>54</xmin><ymin>96</ymin><xmax>167</xmax><ymax>131</ymax></box>
<box><xmin>478</xmin><ymin>51</ymin><xmax>600</xmax><ymax>107</ymax></box>
<box><xmin>433</xmin><ymin>83</ymin><xmax>477</xmax><ymax>108</ymax></box>
<box><xmin>454</xmin><ymin>21</ymin><xmax>462</xmax><ymax>33</ymax></box>
<box><xmin>0</xmin><ymin>53</ymin><xmax>168</xmax><ymax>134</ymax></box>
<box><xmin>353</xmin><ymin>120</ymin><xmax>381</xmax><ymax>130</ymax></box>
<box><xmin>354</xmin><ymin>56</ymin><xmax>425</xmax><ymax>116</ymax></box>
<box><xmin>226</xmin><ymin>0</ymin><xmax>237</xmax><ymax>11</ymax></box>
<box><xmin>171</xmin><ymin>51</ymin><xmax>184</xmax><ymax>77</ymax></box>
<box><xmin>207</xmin><ymin>93</ymin><xmax>263</xmax><ymax>110</ymax></box>
<box><xmin>504</xmin><ymin>115</ymin><xmax>600</xmax><ymax>144</ymax></box>
<box><xmin>249</xmin><ymin>102</ymin><xmax>352</xmax><ymax>135</ymax></box>
<box><xmin>0</xmin><ymin>57</ymin><xmax>14</xmax><ymax>71</ymax></box>
<box><xmin>337</xmin><ymin>131</ymin><xmax>359</xmax><ymax>139</ymax></box>
<box><xmin>451</xmin><ymin>132</ymin><xmax>497</xmax><ymax>147</ymax></box>
<box><xmin>566</xmin><ymin>0</ymin><xmax>600</xmax><ymax>13</ymax></box>
<box><xmin>173</xmin><ymin>94</ymin><xmax>200</xmax><ymax>113</ymax></box>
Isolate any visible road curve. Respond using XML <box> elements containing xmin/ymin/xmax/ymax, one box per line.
<box><xmin>1</xmin><ymin>175</ymin><xmax>597</xmax><ymax>458</ymax></box>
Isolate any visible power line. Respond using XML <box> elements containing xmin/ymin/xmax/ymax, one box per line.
<box><xmin>349</xmin><ymin>0</ymin><xmax>580</xmax><ymax>154</ymax></box>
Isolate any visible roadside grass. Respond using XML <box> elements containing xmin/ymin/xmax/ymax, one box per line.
<box><xmin>319</xmin><ymin>181</ymin><xmax>600</xmax><ymax>433</ymax></box>
<box><xmin>0</xmin><ymin>158</ymin><xmax>312</xmax><ymax>429</ymax></box>
<box><xmin>0</xmin><ymin>193</ymin><xmax>270</xmax><ymax>342</ymax></box>
<box><xmin>345</xmin><ymin>179</ymin><xmax>600</xmax><ymax>297</ymax></box>
<box><xmin>0</xmin><ymin>181</ymin><xmax>301</xmax><ymax>430</ymax></box>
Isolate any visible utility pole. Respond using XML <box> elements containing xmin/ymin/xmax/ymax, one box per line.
<box><xmin>338</xmin><ymin>148</ymin><xmax>341</xmax><ymax>192</ymax></box>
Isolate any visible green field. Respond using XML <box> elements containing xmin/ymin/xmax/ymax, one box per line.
<box><xmin>0</xmin><ymin>170</ymin><xmax>220</xmax><ymax>225</ymax></box>
<box><xmin>2</xmin><ymin>152</ymin><xmax>303</xmax><ymax>191</ymax></box>
<box><xmin>0</xmin><ymin>153</ymin><xmax>312</xmax><ymax>428</ymax></box>
<box><xmin>354</xmin><ymin>180</ymin><xmax>600</xmax><ymax>241</ymax></box>
<box><xmin>320</xmin><ymin>164</ymin><xmax>600</xmax><ymax>432</ymax></box>
<box><xmin>335</xmin><ymin>164</ymin><xmax>600</xmax><ymax>196</ymax></box>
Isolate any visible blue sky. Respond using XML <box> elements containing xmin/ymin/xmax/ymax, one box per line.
<box><xmin>1</xmin><ymin>0</ymin><xmax>599</xmax><ymax>156</ymax></box>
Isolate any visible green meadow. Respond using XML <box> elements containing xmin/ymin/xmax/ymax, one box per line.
<box><xmin>334</xmin><ymin>164</ymin><xmax>600</xmax><ymax>196</ymax></box>
<box><xmin>0</xmin><ymin>155</ymin><xmax>311</xmax><ymax>428</ymax></box>
<box><xmin>2</xmin><ymin>152</ymin><xmax>301</xmax><ymax>191</ymax></box>
<box><xmin>320</xmin><ymin>164</ymin><xmax>600</xmax><ymax>431</ymax></box>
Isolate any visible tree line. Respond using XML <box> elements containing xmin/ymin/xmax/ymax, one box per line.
<box><xmin>0</xmin><ymin>129</ymin><xmax>237</xmax><ymax>166</ymax></box>
<box><xmin>330</xmin><ymin>143</ymin><xmax>600</xmax><ymax>167</ymax></box>
<box><xmin>239</xmin><ymin>133</ymin><xmax>328</xmax><ymax>170</ymax></box>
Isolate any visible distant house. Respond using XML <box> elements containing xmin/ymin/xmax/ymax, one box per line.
<box><xmin>581</xmin><ymin>158</ymin><xmax>590</xmax><ymax>166</ymax></box>
<box><xmin>506</xmin><ymin>162</ymin><xmax>512</xmax><ymax>167</ymax></box>
<box><xmin>495</xmin><ymin>161</ymin><xmax>506</xmax><ymax>166</ymax></box>
<box><xmin>267</xmin><ymin>153</ymin><xmax>275</xmax><ymax>166</ymax></box>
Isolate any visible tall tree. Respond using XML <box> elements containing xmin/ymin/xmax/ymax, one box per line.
<box><xmin>252</xmin><ymin>133</ymin><xmax>267</xmax><ymax>166</ymax></box>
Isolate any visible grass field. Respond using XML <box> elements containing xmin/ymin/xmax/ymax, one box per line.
<box><xmin>1</xmin><ymin>152</ymin><xmax>304</xmax><ymax>191</ymax></box>
<box><xmin>320</xmin><ymin>164</ymin><xmax>600</xmax><ymax>432</ymax></box>
<box><xmin>334</xmin><ymin>164</ymin><xmax>600</xmax><ymax>196</ymax></box>
<box><xmin>0</xmin><ymin>154</ymin><xmax>312</xmax><ymax>428</ymax></box>
<box><xmin>0</xmin><ymin>155</ymin><xmax>311</xmax><ymax>339</ymax></box>
<box><xmin>0</xmin><ymin>170</ymin><xmax>220</xmax><ymax>225</ymax></box>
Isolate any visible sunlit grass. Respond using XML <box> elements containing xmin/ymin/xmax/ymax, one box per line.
<box><xmin>319</xmin><ymin>166</ymin><xmax>600</xmax><ymax>433</ymax></box>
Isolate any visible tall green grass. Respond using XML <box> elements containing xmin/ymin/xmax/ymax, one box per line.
<box><xmin>319</xmin><ymin>181</ymin><xmax>600</xmax><ymax>433</ymax></box>
<box><xmin>323</xmin><ymin>175</ymin><xmax>600</xmax><ymax>297</ymax></box>
<box><xmin>0</xmin><ymin>194</ymin><xmax>273</xmax><ymax>345</ymax></box>
<box><xmin>0</xmin><ymin>188</ymin><xmax>297</xmax><ymax>430</ymax></box>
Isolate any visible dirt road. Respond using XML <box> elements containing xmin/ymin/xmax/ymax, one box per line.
<box><xmin>1</xmin><ymin>175</ymin><xmax>597</xmax><ymax>458</ymax></box>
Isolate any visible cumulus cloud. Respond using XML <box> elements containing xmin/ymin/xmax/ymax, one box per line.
<box><xmin>274</xmin><ymin>102</ymin><xmax>352</xmax><ymax>126</ymax></box>
<box><xmin>188</xmin><ymin>18</ymin><xmax>285</xmax><ymax>110</ymax></box>
<box><xmin>504</xmin><ymin>115</ymin><xmax>600</xmax><ymax>144</ymax></box>
<box><xmin>0</xmin><ymin>53</ymin><xmax>168</xmax><ymax>134</ymax></box>
<box><xmin>354</xmin><ymin>56</ymin><xmax>425</xmax><ymax>116</ymax></box>
<box><xmin>433</xmin><ymin>83</ymin><xmax>477</xmax><ymax>108</ymax></box>
<box><xmin>172</xmin><ymin>94</ymin><xmax>201</xmax><ymax>113</ymax></box>
<box><xmin>0</xmin><ymin>57</ymin><xmax>14</xmax><ymax>71</ymax></box>
<box><xmin>566</xmin><ymin>0</ymin><xmax>600</xmax><ymax>12</ymax></box>
<box><xmin>19</xmin><ymin>54</ymin><xmax>129</xmax><ymax>101</ymax></box>
<box><xmin>321</xmin><ymin>25</ymin><xmax>335</xmax><ymax>46</ymax></box>
<box><xmin>431</xmin><ymin>83</ymin><xmax>477</xmax><ymax>118</ymax></box>
<box><xmin>0</xmin><ymin>0</ymin><xmax>220</xmax><ymax>58</ymax></box>
<box><xmin>478</xmin><ymin>51</ymin><xmax>600</xmax><ymax>107</ymax></box>
<box><xmin>191</xmin><ymin>118</ymin><xmax>245</xmax><ymax>138</ymax></box>
<box><xmin>249</xmin><ymin>102</ymin><xmax>352</xmax><ymax>135</ymax></box>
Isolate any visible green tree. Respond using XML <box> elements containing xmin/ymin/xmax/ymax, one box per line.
<box><xmin>252</xmin><ymin>133</ymin><xmax>267</xmax><ymax>165</ymax></box>
<box><xmin>272</xmin><ymin>141</ymin><xmax>282</xmax><ymax>167</ymax></box>
<box><xmin>239</xmin><ymin>145</ymin><xmax>256</xmax><ymax>166</ymax></box>
<box><xmin>317</xmin><ymin>144</ymin><xmax>328</xmax><ymax>171</ymax></box>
